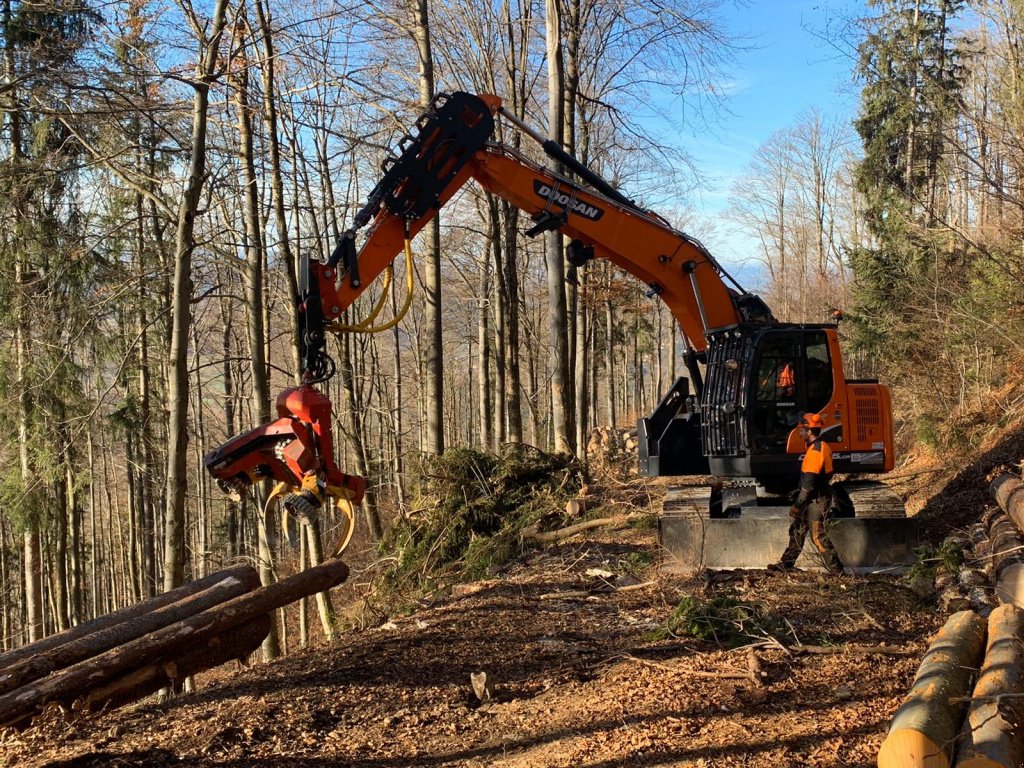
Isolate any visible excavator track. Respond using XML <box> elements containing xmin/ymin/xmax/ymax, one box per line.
<box><xmin>834</xmin><ymin>480</ymin><xmax>906</xmax><ymax>518</ymax></box>
<box><xmin>660</xmin><ymin>481</ymin><xmax>918</xmax><ymax>573</ymax></box>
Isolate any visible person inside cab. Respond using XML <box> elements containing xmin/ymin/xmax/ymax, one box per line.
<box><xmin>776</xmin><ymin>360</ymin><xmax>795</xmax><ymax>399</ymax></box>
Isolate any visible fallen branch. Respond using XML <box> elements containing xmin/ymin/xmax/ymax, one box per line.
<box><xmin>538</xmin><ymin>580</ymin><xmax>656</xmax><ymax>600</ymax></box>
<box><xmin>883</xmin><ymin>467</ymin><xmax>946</xmax><ymax>482</ymax></box>
<box><xmin>538</xmin><ymin>590</ymin><xmax>591</xmax><ymax>600</ymax></box>
<box><xmin>522</xmin><ymin>515</ymin><xmax>630</xmax><ymax>544</ymax></box>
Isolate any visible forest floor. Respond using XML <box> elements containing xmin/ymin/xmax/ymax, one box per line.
<box><xmin>4</xmin><ymin>421</ymin><xmax>1024</xmax><ymax>768</ymax></box>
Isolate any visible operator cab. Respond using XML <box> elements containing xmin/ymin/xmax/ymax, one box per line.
<box><xmin>640</xmin><ymin>323</ymin><xmax>891</xmax><ymax>498</ymax></box>
<box><xmin>701</xmin><ymin>325</ymin><xmax>845</xmax><ymax>493</ymax></box>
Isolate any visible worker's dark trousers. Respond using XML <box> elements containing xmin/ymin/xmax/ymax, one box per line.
<box><xmin>780</xmin><ymin>500</ymin><xmax>843</xmax><ymax>573</ymax></box>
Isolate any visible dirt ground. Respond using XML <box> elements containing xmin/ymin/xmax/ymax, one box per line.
<box><xmin>0</xmin><ymin>521</ymin><xmax>945</xmax><ymax>768</ymax></box>
<box><xmin>8</xmin><ymin>419</ymin><xmax>1024</xmax><ymax>768</ymax></box>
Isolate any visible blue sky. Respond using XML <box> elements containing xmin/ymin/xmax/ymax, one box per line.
<box><xmin>686</xmin><ymin>0</ymin><xmax>864</xmax><ymax>279</ymax></box>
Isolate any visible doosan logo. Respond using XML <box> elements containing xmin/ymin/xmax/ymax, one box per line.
<box><xmin>533</xmin><ymin>181</ymin><xmax>604</xmax><ymax>221</ymax></box>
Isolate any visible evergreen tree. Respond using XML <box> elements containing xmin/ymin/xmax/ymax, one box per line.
<box><xmin>850</xmin><ymin>0</ymin><xmax>965</xmax><ymax>370</ymax></box>
<box><xmin>0</xmin><ymin>0</ymin><xmax>100</xmax><ymax>638</ymax></box>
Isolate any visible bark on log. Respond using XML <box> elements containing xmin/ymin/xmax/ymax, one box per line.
<box><xmin>0</xmin><ymin>558</ymin><xmax>349</xmax><ymax>728</ymax></box>
<box><xmin>0</xmin><ymin>567</ymin><xmax>261</xmax><ymax>696</ymax></box>
<box><xmin>994</xmin><ymin>563</ymin><xmax>1024</xmax><ymax>608</ymax></box>
<box><xmin>969</xmin><ymin>524</ymin><xmax>990</xmax><ymax>563</ymax></box>
<box><xmin>877</xmin><ymin>610</ymin><xmax>987</xmax><ymax>768</ymax></box>
<box><xmin>990</xmin><ymin>475</ymin><xmax>1024</xmax><ymax>532</ymax></box>
<box><xmin>986</xmin><ymin>514</ymin><xmax>1024</xmax><ymax>579</ymax></box>
<box><xmin>83</xmin><ymin>614</ymin><xmax>271</xmax><ymax>713</ymax></box>
<box><xmin>986</xmin><ymin>480</ymin><xmax>1024</xmax><ymax>606</ymax></box>
<box><xmin>0</xmin><ymin>565</ymin><xmax>257</xmax><ymax>672</ymax></box>
<box><xmin>952</xmin><ymin>605</ymin><xmax>1024</xmax><ymax>768</ymax></box>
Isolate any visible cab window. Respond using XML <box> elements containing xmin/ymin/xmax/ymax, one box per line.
<box><xmin>755</xmin><ymin>338</ymin><xmax>799</xmax><ymax>403</ymax></box>
<box><xmin>804</xmin><ymin>332</ymin><xmax>833</xmax><ymax>413</ymax></box>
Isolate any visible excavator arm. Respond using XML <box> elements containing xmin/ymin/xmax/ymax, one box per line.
<box><xmin>206</xmin><ymin>91</ymin><xmax>773</xmax><ymax>533</ymax></box>
<box><xmin>307</xmin><ymin>92</ymin><xmax>772</xmax><ymax>358</ymax></box>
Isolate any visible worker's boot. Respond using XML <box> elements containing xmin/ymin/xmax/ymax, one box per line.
<box><xmin>810</xmin><ymin>520</ymin><xmax>843</xmax><ymax>574</ymax></box>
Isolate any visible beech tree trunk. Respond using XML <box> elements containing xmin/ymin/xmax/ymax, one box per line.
<box><xmin>164</xmin><ymin>0</ymin><xmax>230</xmax><ymax>592</ymax></box>
<box><xmin>545</xmin><ymin>0</ymin><xmax>572</xmax><ymax>454</ymax></box>
<box><xmin>878</xmin><ymin>610</ymin><xmax>986</xmax><ymax>768</ymax></box>
<box><xmin>956</xmin><ymin>605</ymin><xmax>1024</xmax><ymax>768</ymax></box>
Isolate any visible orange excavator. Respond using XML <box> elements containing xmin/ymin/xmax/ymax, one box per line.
<box><xmin>205</xmin><ymin>92</ymin><xmax>906</xmax><ymax>566</ymax></box>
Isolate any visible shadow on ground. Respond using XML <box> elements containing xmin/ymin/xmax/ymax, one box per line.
<box><xmin>914</xmin><ymin>422</ymin><xmax>1024</xmax><ymax>543</ymax></box>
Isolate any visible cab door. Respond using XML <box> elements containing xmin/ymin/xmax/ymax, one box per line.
<box><xmin>748</xmin><ymin>329</ymin><xmax>836</xmax><ymax>453</ymax></box>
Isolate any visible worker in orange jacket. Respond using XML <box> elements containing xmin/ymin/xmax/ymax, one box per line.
<box><xmin>768</xmin><ymin>413</ymin><xmax>844</xmax><ymax>574</ymax></box>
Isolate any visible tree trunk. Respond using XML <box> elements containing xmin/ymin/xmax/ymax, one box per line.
<box><xmin>545</xmin><ymin>0</ymin><xmax>572</xmax><ymax>454</ymax></box>
<box><xmin>252</xmin><ymin>0</ymin><xmax>302</xmax><ymax>379</ymax></box>
<box><xmin>338</xmin><ymin>335</ymin><xmax>383</xmax><ymax>541</ymax></box>
<box><xmin>411</xmin><ymin>0</ymin><xmax>444</xmax><ymax>456</ymax></box>
<box><xmin>605</xmin><ymin>288</ymin><xmax>617</xmax><ymax>428</ymax></box>
<box><xmin>477</xmin><ymin>237</ymin><xmax>493</xmax><ymax>451</ymax></box>
<box><xmin>230</xmin><ymin>38</ymin><xmax>281</xmax><ymax>661</ymax></box>
<box><xmin>164</xmin><ymin>0</ymin><xmax>230</xmax><ymax>592</ymax></box>
<box><xmin>303</xmin><ymin>523</ymin><xmax>337</xmax><ymax>642</ymax></box>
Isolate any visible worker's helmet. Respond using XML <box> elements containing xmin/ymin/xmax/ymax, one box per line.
<box><xmin>800</xmin><ymin>413</ymin><xmax>823</xmax><ymax>429</ymax></box>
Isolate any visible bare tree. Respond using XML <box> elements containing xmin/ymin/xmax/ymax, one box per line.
<box><xmin>163</xmin><ymin>0</ymin><xmax>230</xmax><ymax>592</ymax></box>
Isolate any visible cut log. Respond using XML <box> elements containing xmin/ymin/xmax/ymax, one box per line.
<box><xmin>953</xmin><ymin>605</ymin><xmax>1024</xmax><ymax>768</ymax></box>
<box><xmin>0</xmin><ymin>565</ymin><xmax>257</xmax><ymax>672</ymax></box>
<box><xmin>564</xmin><ymin>498</ymin><xmax>593</xmax><ymax>517</ymax></box>
<box><xmin>994</xmin><ymin>563</ymin><xmax>1024</xmax><ymax>608</ymax></box>
<box><xmin>969</xmin><ymin>524</ymin><xmax>990</xmax><ymax>563</ymax></box>
<box><xmin>986</xmin><ymin>514</ymin><xmax>1024</xmax><ymax>578</ymax></box>
<box><xmin>83</xmin><ymin>614</ymin><xmax>271</xmax><ymax>713</ymax></box>
<box><xmin>0</xmin><ymin>558</ymin><xmax>349</xmax><ymax>728</ymax></box>
<box><xmin>877</xmin><ymin>610</ymin><xmax>987</xmax><ymax>768</ymax></box>
<box><xmin>0</xmin><ymin>567</ymin><xmax>261</xmax><ymax>696</ymax></box>
<box><xmin>990</xmin><ymin>475</ymin><xmax>1024</xmax><ymax>532</ymax></box>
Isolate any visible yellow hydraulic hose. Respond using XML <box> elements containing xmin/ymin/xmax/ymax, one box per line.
<box><xmin>329</xmin><ymin>237</ymin><xmax>415</xmax><ymax>334</ymax></box>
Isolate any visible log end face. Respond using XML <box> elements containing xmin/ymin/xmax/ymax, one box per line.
<box><xmin>878</xmin><ymin>729</ymin><xmax>949</xmax><ymax>768</ymax></box>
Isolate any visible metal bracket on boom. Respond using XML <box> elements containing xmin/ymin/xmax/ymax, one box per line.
<box><xmin>363</xmin><ymin>91</ymin><xmax>495</xmax><ymax>225</ymax></box>
<box><xmin>525</xmin><ymin>208</ymin><xmax>567</xmax><ymax>237</ymax></box>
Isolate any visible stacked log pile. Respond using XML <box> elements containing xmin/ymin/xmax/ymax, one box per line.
<box><xmin>0</xmin><ymin>558</ymin><xmax>349</xmax><ymax>729</ymax></box>
<box><xmin>877</xmin><ymin>472</ymin><xmax>1024</xmax><ymax>767</ymax></box>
